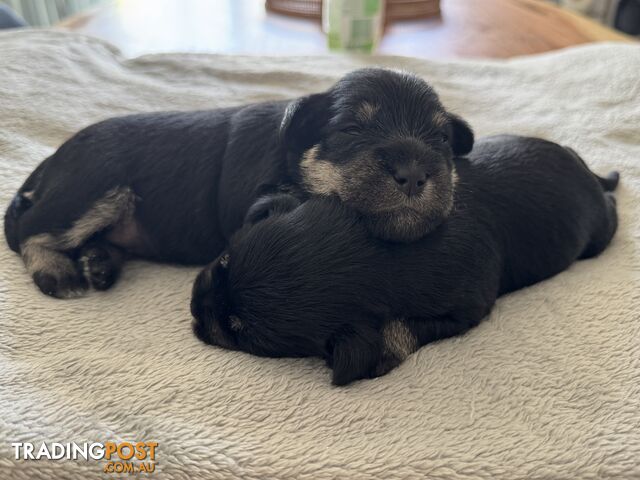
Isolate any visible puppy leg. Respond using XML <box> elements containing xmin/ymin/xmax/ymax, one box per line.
<box><xmin>19</xmin><ymin>187</ymin><xmax>136</xmax><ymax>298</ymax></box>
<box><xmin>78</xmin><ymin>241</ymin><xmax>125</xmax><ymax>291</ymax></box>
<box><xmin>22</xmin><ymin>238</ymin><xmax>87</xmax><ymax>298</ymax></box>
<box><xmin>372</xmin><ymin>319</ymin><xmax>419</xmax><ymax>378</ymax></box>
<box><xmin>327</xmin><ymin>324</ymin><xmax>382</xmax><ymax>386</ymax></box>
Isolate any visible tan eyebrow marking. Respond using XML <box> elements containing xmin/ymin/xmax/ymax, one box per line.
<box><xmin>432</xmin><ymin>111</ymin><xmax>448</xmax><ymax>128</ymax></box>
<box><xmin>356</xmin><ymin>102</ymin><xmax>380</xmax><ymax>122</ymax></box>
<box><xmin>299</xmin><ymin>145</ymin><xmax>344</xmax><ymax>196</ymax></box>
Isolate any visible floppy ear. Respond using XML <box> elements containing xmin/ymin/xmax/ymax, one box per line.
<box><xmin>279</xmin><ymin>93</ymin><xmax>331</xmax><ymax>154</ymax></box>
<box><xmin>328</xmin><ymin>327</ymin><xmax>381</xmax><ymax>386</ymax></box>
<box><xmin>244</xmin><ymin>193</ymin><xmax>301</xmax><ymax>226</ymax></box>
<box><xmin>448</xmin><ymin>113</ymin><xmax>474</xmax><ymax>156</ymax></box>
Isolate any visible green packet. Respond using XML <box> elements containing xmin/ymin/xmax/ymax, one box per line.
<box><xmin>323</xmin><ymin>0</ymin><xmax>385</xmax><ymax>53</ymax></box>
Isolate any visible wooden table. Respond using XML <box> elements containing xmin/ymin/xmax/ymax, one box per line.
<box><xmin>59</xmin><ymin>0</ymin><xmax>634</xmax><ymax>59</ymax></box>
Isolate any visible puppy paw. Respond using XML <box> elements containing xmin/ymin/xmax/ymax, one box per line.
<box><xmin>33</xmin><ymin>270</ymin><xmax>88</xmax><ymax>299</ymax></box>
<box><xmin>79</xmin><ymin>245</ymin><xmax>120</xmax><ymax>291</ymax></box>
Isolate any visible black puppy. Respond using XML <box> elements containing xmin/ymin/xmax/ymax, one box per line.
<box><xmin>4</xmin><ymin>68</ymin><xmax>473</xmax><ymax>298</ymax></box>
<box><xmin>191</xmin><ymin>135</ymin><xmax>619</xmax><ymax>385</ymax></box>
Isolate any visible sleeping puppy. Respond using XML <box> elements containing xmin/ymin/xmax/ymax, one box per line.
<box><xmin>4</xmin><ymin>68</ymin><xmax>473</xmax><ymax>298</ymax></box>
<box><xmin>191</xmin><ymin>135</ymin><xmax>620</xmax><ymax>385</ymax></box>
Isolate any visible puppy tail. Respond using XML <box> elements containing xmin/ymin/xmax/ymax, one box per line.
<box><xmin>597</xmin><ymin>171</ymin><xmax>620</xmax><ymax>192</ymax></box>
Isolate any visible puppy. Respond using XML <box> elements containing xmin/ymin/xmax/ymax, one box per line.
<box><xmin>4</xmin><ymin>68</ymin><xmax>473</xmax><ymax>298</ymax></box>
<box><xmin>191</xmin><ymin>135</ymin><xmax>620</xmax><ymax>386</ymax></box>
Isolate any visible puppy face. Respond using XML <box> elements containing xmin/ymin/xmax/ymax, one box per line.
<box><xmin>282</xmin><ymin>68</ymin><xmax>473</xmax><ymax>242</ymax></box>
<box><xmin>191</xmin><ymin>246</ymin><xmax>331</xmax><ymax>360</ymax></box>
<box><xmin>191</xmin><ymin>252</ymin><xmax>241</xmax><ymax>353</ymax></box>
<box><xmin>191</xmin><ymin>224</ymin><xmax>336</xmax><ymax>361</ymax></box>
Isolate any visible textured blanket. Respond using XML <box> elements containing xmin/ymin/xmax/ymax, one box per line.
<box><xmin>0</xmin><ymin>30</ymin><xmax>639</xmax><ymax>480</ymax></box>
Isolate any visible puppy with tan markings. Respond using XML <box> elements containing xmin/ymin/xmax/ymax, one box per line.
<box><xmin>191</xmin><ymin>136</ymin><xmax>619</xmax><ymax>385</ymax></box>
<box><xmin>288</xmin><ymin>69</ymin><xmax>473</xmax><ymax>242</ymax></box>
<box><xmin>4</xmin><ymin>68</ymin><xmax>472</xmax><ymax>298</ymax></box>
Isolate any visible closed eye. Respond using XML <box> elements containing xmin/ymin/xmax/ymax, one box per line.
<box><xmin>420</xmin><ymin>132</ymin><xmax>449</xmax><ymax>145</ymax></box>
<box><xmin>340</xmin><ymin>126</ymin><xmax>362</xmax><ymax>136</ymax></box>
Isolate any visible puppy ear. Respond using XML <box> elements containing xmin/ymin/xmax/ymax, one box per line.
<box><xmin>328</xmin><ymin>327</ymin><xmax>381</xmax><ymax>386</ymax></box>
<box><xmin>244</xmin><ymin>193</ymin><xmax>301</xmax><ymax>226</ymax></box>
<box><xmin>448</xmin><ymin>113</ymin><xmax>474</xmax><ymax>156</ymax></box>
<box><xmin>280</xmin><ymin>93</ymin><xmax>331</xmax><ymax>154</ymax></box>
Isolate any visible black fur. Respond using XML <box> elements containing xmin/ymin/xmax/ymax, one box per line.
<box><xmin>191</xmin><ymin>135</ymin><xmax>619</xmax><ymax>385</ymax></box>
<box><xmin>4</xmin><ymin>68</ymin><xmax>472</xmax><ymax>297</ymax></box>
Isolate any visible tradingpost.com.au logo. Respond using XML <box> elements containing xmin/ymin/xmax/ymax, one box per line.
<box><xmin>12</xmin><ymin>441</ymin><xmax>158</xmax><ymax>474</ymax></box>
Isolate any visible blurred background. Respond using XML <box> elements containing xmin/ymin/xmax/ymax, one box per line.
<box><xmin>0</xmin><ymin>0</ymin><xmax>637</xmax><ymax>58</ymax></box>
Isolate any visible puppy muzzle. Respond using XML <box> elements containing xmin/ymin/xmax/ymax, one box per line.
<box><xmin>191</xmin><ymin>260</ymin><xmax>239</xmax><ymax>350</ymax></box>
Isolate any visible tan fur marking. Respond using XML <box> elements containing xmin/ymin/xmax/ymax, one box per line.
<box><xmin>299</xmin><ymin>145</ymin><xmax>344</xmax><ymax>196</ymax></box>
<box><xmin>432</xmin><ymin>111</ymin><xmax>448</xmax><ymax>128</ymax></box>
<box><xmin>22</xmin><ymin>237</ymin><xmax>77</xmax><ymax>277</ymax></box>
<box><xmin>382</xmin><ymin>320</ymin><xmax>418</xmax><ymax>360</ymax></box>
<box><xmin>451</xmin><ymin>165</ymin><xmax>459</xmax><ymax>189</ymax></box>
<box><xmin>57</xmin><ymin>187</ymin><xmax>136</xmax><ymax>249</ymax></box>
<box><xmin>356</xmin><ymin>102</ymin><xmax>379</xmax><ymax>122</ymax></box>
<box><xmin>21</xmin><ymin>237</ymin><xmax>86</xmax><ymax>298</ymax></box>
<box><xmin>20</xmin><ymin>187</ymin><xmax>136</xmax><ymax>293</ymax></box>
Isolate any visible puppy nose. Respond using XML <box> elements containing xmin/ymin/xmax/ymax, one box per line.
<box><xmin>393</xmin><ymin>167</ymin><xmax>427</xmax><ymax>197</ymax></box>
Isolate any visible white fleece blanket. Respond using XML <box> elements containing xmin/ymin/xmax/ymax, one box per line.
<box><xmin>0</xmin><ymin>30</ymin><xmax>639</xmax><ymax>480</ymax></box>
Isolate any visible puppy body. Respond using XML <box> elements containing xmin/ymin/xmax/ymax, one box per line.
<box><xmin>5</xmin><ymin>106</ymin><xmax>284</xmax><ymax>263</ymax></box>
<box><xmin>191</xmin><ymin>135</ymin><xmax>619</xmax><ymax>385</ymax></box>
<box><xmin>4</xmin><ymin>69</ymin><xmax>473</xmax><ymax>298</ymax></box>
